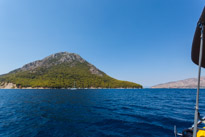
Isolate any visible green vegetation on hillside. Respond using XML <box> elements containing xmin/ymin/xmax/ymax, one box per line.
<box><xmin>0</xmin><ymin>62</ymin><xmax>142</xmax><ymax>89</ymax></box>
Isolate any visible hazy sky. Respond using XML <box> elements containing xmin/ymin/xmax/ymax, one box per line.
<box><xmin>0</xmin><ymin>0</ymin><xmax>205</xmax><ymax>86</ymax></box>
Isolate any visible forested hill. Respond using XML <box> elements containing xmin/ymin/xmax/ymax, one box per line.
<box><xmin>0</xmin><ymin>52</ymin><xmax>142</xmax><ymax>89</ymax></box>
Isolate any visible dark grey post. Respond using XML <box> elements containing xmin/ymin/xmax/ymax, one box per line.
<box><xmin>193</xmin><ymin>24</ymin><xmax>204</xmax><ymax>137</ymax></box>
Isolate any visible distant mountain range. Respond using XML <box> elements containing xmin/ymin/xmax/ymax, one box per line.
<box><xmin>152</xmin><ymin>77</ymin><xmax>205</xmax><ymax>89</ymax></box>
<box><xmin>0</xmin><ymin>52</ymin><xmax>142</xmax><ymax>89</ymax></box>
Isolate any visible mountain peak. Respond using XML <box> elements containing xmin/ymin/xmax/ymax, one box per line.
<box><xmin>20</xmin><ymin>52</ymin><xmax>86</xmax><ymax>72</ymax></box>
<box><xmin>46</xmin><ymin>52</ymin><xmax>82</xmax><ymax>60</ymax></box>
<box><xmin>45</xmin><ymin>52</ymin><xmax>86</xmax><ymax>64</ymax></box>
<box><xmin>42</xmin><ymin>51</ymin><xmax>85</xmax><ymax>62</ymax></box>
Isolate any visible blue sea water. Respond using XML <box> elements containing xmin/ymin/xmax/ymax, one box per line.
<box><xmin>0</xmin><ymin>89</ymin><xmax>205</xmax><ymax>137</ymax></box>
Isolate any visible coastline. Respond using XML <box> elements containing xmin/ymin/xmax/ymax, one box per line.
<box><xmin>0</xmin><ymin>82</ymin><xmax>142</xmax><ymax>89</ymax></box>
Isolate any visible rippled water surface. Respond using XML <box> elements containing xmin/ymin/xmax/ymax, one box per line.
<box><xmin>0</xmin><ymin>89</ymin><xmax>205</xmax><ymax>137</ymax></box>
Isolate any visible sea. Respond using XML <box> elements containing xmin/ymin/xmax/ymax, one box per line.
<box><xmin>0</xmin><ymin>89</ymin><xmax>205</xmax><ymax>137</ymax></box>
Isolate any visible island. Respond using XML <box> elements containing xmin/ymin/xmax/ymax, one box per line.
<box><xmin>152</xmin><ymin>77</ymin><xmax>205</xmax><ymax>89</ymax></box>
<box><xmin>0</xmin><ymin>52</ymin><xmax>142</xmax><ymax>89</ymax></box>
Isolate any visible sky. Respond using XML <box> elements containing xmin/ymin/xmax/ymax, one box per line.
<box><xmin>0</xmin><ymin>0</ymin><xmax>205</xmax><ymax>87</ymax></box>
